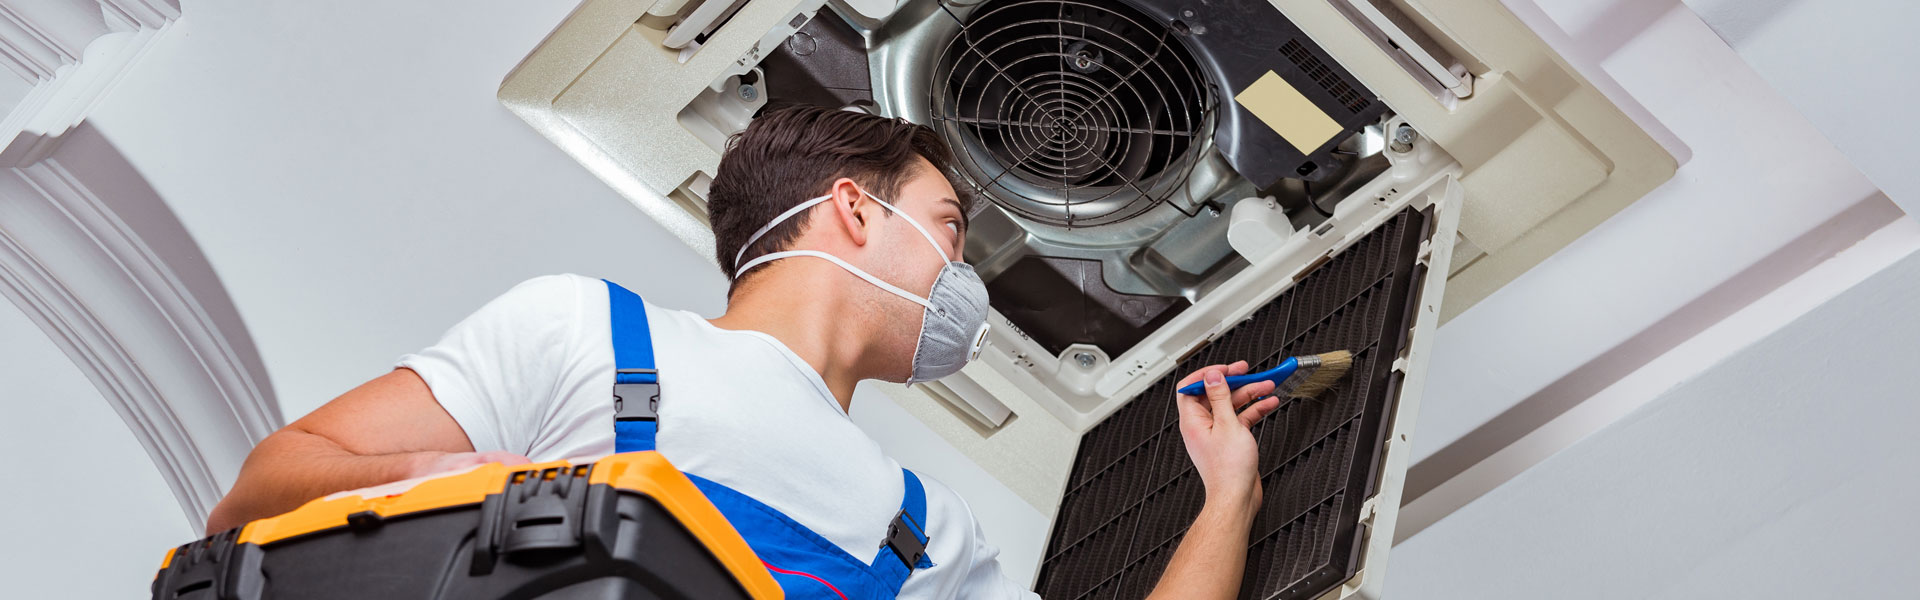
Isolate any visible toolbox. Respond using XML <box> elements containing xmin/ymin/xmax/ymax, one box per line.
<box><xmin>150</xmin><ymin>452</ymin><xmax>782</xmax><ymax>600</ymax></box>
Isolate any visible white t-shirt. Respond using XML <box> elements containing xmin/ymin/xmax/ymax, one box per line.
<box><xmin>397</xmin><ymin>274</ymin><xmax>1036</xmax><ymax>599</ymax></box>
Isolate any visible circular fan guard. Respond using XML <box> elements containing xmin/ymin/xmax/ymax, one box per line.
<box><xmin>930</xmin><ymin>0</ymin><xmax>1215</xmax><ymax>228</ymax></box>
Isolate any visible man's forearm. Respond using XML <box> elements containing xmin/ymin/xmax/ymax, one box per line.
<box><xmin>204</xmin><ymin>429</ymin><xmax>434</xmax><ymax>535</ymax></box>
<box><xmin>1147</xmin><ymin>496</ymin><xmax>1256</xmax><ymax>600</ymax></box>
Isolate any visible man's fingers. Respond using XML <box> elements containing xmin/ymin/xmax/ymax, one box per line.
<box><xmin>1176</xmin><ymin>386</ymin><xmax>1211</xmax><ymax>424</ymax></box>
<box><xmin>1176</xmin><ymin>365</ymin><xmax>1222</xmax><ymax>431</ymax></box>
<box><xmin>479</xmin><ymin>451</ymin><xmax>532</xmax><ymax>466</ymax></box>
<box><xmin>1178</xmin><ymin>362</ymin><xmax>1246</xmax><ymax>389</ymax></box>
<box><xmin>1232</xmin><ymin>380</ymin><xmax>1276</xmax><ymax>410</ymax></box>
<box><xmin>1239</xmin><ymin>396</ymin><xmax>1282</xmax><ymax>429</ymax></box>
<box><xmin>1177</xmin><ymin>362</ymin><xmax>1259</xmax><ymax>425</ymax></box>
<box><xmin>1203</xmin><ymin>369</ymin><xmax>1236</xmax><ymax>423</ymax></box>
<box><xmin>1176</xmin><ymin>365</ymin><xmax>1214</xmax><ymax>389</ymax></box>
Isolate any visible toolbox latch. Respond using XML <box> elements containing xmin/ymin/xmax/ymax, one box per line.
<box><xmin>472</xmin><ymin>465</ymin><xmax>591</xmax><ymax>574</ymax></box>
<box><xmin>151</xmin><ymin>529</ymin><xmax>265</xmax><ymax>600</ymax></box>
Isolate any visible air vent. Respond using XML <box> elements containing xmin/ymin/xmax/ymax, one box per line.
<box><xmin>1280</xmin><ymin>39</ymin><xmax>1370</xmax><ymax>114</ymax></box>
<box><xmin>1035</xmin><ymin>207</ymin><xmax>1429</xmax><ymax>600</ymax></box>
<box><xmin>930</xmin><ymin>0</ymin><xmax>1215</xmax><ymax>228</ymax></box>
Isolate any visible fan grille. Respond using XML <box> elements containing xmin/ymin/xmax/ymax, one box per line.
<box><xmin>930</xmin><ymin>0</ymin><xmax>1214</xmax><ymax>228</ymax></box>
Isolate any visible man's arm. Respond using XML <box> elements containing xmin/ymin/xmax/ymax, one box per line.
<box><xmin>1147</xmin><ymin>361</ymin><xmax>1282</xmax><ymax>600</ymax></box>
<box><xmin>203</xmin><ymin>368</ymin><xmax>529</xmax><ymax>534</ymax></box>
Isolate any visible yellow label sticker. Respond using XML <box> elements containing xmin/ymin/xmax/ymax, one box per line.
<box><xmin>1234</xmin><ymin>71</ymin><xmax>1342</xmax><ymax>155</ymax></box>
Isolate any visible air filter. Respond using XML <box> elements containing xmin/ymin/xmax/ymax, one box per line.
<box><xmin>1035</xmin><ymin>207</ymin><xmax>1430</xmax><ymax>600</ymax></box>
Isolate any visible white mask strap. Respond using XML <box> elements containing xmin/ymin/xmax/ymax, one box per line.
<box><xmin>732</xmin><ymin>188</ymin><xmax>954</xmax><ymax>272</ymax></box>
<box><xmin>858</xmin><ymin>192</ymin><xmax>952</xmax><ymax>263</ymax></box>
<box><xmin>736</xmin><ymin>250</ymin><xmax>937</xmax><ymax>310</ymax></box>
<box><xmin>733</xmin><ymin>194</ymin><xmax>834</xmax><ymax>270</ymax></box>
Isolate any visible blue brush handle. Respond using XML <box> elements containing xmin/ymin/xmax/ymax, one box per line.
<box><xmin>1177</xmin><ymin>356</ymin><xmax>1299</xmax><ymax>396</ymax></box>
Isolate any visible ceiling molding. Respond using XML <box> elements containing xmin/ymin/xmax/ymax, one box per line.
<box><xmin>0</xmin><ymin>0</ymin><xmax>177</xmax><ymax>160</ymax></box>
<box><xmin>99</xmin><ymin>0</ymin><xmax>180</xmax><ymax>32</ymax></box>
<box><xmin>0</xmin><ymin>0</ymin><xmax>177</xmax><ymax>82</ymax></box>
<box><xmin>1397</xmin><ymin>192</ymin><xmax>1907</xmax><ymax>543</ymax></box>
<box><xmin>0</xmin><ymin>124</ymin><xmax>280</xmax><ymax>529</ymax></box>
<box><xmin>0</xmin><ymin>1</ymin><xmax>97</xmax><ymax>81</ymax></box>
<box><xmin>0</xmin><ymin>0</ymin><xmax>265</xmax><ymax>530</ymax></box>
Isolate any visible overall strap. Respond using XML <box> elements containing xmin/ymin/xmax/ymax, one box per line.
<box><xmin>605</xmin><ymin>280</ymin><xmax>660</xmax><ymax>453</ymax></box>
<box><xmin>871</xmin><ymin>469</ymin><xmax>934</xmax><ymax>587</ymax></box>
<box><xmin>686</xmin><ymin>469</ymin><xmax>935</xmax><ymax>600</ymax></box>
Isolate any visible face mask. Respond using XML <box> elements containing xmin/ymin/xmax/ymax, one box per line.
<box><xmin>733</xmin><ymin>188</ymin><xmax>991</xmax><ymax>383</ymax></box>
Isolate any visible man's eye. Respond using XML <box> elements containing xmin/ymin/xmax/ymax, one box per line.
<box><xmin>945</xmin><ymin>222</ymin><xmax>960</xmax><ymax>236</ymax></box>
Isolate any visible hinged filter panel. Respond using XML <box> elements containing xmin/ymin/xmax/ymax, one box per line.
<box><xmin>1034</xmin><ymin>165</ymin><xmax>1460</xmax><ymax>600</ymax></box>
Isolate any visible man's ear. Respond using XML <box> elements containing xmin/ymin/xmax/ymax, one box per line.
<box><xmin>826</xmin><ymin>177</ymin><xmax>873</xmax><ymax>247</ymax></box>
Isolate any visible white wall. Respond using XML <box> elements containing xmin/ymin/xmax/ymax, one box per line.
<box><xmin>1387</xmin><ymin>248</ymin><xmax>1920</xmax><ymax>599</ymax></box>
<box><xmin>78</xmin><ymin>0</ymin><xmax>1048</xmax><ymax>584</ymax></box>
<box><xmin>0</xmin><ymin>299</ymin><xmax>193</xmax><ymax>597</ymax></box>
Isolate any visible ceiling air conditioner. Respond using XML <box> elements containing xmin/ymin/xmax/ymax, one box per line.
<box><xmin>499</xmin><ymin>0</ymin><xmax>1674</xmax><ymax>597</ymax></box>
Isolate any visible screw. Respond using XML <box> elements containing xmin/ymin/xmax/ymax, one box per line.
<box><xmin>1065</xmin><ymin>41</ymin><xmax>1102</xmax><ymax>73</ymax></box>
<box><xmin>738</xmin><ymin>84</ymin><xmax>758</xmax><ymax>102</ymax></box>
<box><xmin>1390</xmin><ymin>123</ymin><xmax>1417</xmax><ymax>153</ymax></box>
<box><xmin>1074</xmin><ymin>352</ymin><xmax>1096</xmax><ymax>368</ymax></box>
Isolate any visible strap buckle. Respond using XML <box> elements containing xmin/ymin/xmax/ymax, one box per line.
<box><xmin>613</xmin><ymin>369</ymin><xmax>659</xmax><ymax>421</ymax></box>
<box><xmin>882</xmin><ymin>509</ymin><xmax>928</xmax><ymax>570</ymax></box>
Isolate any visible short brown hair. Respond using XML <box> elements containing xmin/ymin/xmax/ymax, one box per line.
<box><xmin>709</xmin><ymin>105</ymin><xmax>972</xmax><ymax>287</ymax></box>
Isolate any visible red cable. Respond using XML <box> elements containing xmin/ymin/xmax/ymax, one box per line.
<box><xmin>762</xmin><ymin>559</ymin><xmax>850</xmax><ymax>600</ymax></box>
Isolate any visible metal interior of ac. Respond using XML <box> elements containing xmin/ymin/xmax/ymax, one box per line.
<box><xmin>761</xmin><ymin>0</ymin><xmax>1392</xmax><ymax>361</ymax></box>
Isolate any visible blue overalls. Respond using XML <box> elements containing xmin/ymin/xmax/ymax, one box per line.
<box><xmin>604</xmin><ymin>280</ymin><xmax>933</xmax><ymax>600</ymax></box>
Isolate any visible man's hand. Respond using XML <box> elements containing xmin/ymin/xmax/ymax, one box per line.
<box><xmin>1146</xmin><ymin>360</ymin><xmax>1281</xmax><ymax>600</ymax></box>
<box><xmin>1176</xmin><ymin>360</ymin><xmax>1280</xmax><ymax>516</ymax></box>
<box><xmin>403</xmin><ymin>450</ymin><xmax>532</xmax><ymax>480</ymax></box>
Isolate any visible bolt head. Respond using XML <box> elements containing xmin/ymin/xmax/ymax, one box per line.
<box><xmin>738</xmin><ymin>84</ymin><xmax>758</xmax><ymax>102</ymax></box>
<box><xmin>1389</xmin><ymin>124</ymin><xmax>1418</xmax><ymax>153</ymax></box>
<box><xmin>1393</xmin><ymin>124</ymin><xmax>1417</xmax><ymax>143</ymax></box>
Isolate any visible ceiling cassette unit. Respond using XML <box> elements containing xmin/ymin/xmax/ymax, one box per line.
<box><xmin>500</xmin><ymin>0</ymin><xmax>1675</xmax><ymax>597</ymax></box>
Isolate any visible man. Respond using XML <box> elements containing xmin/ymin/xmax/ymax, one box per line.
<box><xmin>208</xmin><ymin>105</ymin><xmax>1285</xmax><ymax>598</ymax></box>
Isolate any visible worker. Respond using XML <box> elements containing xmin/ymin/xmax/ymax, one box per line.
<box><xmin>205</xmin><ymin>105</ymin><xmax>1286</xmax><ymax>598</ymax></box>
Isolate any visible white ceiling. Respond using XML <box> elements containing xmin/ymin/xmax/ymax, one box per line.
<box><xmin>1399</xmin><ymin>0</ymin><xmax>1904</xmax><ymax>537</ymax></box>
<box><xmin>1388</xmin><ymin>244</ymin><xmax>1920</xmax><ymax>599</ymax></box>
<box><xmin>1685</xmin><ymin>0</ymin><xmax>1920</xmax><ymax>216</ymax></box>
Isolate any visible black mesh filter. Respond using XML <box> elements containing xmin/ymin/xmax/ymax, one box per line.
<box><xmin>1035</xmin><ymin>207</ymin><xmax>1430</xmax><ymax>600</ymax></box>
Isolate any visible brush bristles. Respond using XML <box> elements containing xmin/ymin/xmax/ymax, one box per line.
<box><xmin>1277</xmin><ymin>350</ymin><xmax>1353</xmax><ymax>399</ymax></box>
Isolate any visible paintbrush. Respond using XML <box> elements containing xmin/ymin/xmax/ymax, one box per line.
<box><xmin>1176</xmin><ymin>350</ymin><xmax>1354</xmax><ymax>399</ymax></box>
